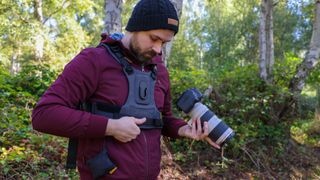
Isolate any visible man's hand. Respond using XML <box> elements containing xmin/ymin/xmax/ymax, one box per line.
<box><xmin>178</xmin><ymin>118</ymin><xmax>220</xmax><ymax>149</ymax></box>
<box><xmin>105</xmin><ymin>117</ymin><xmax>146</xmax><ymax>143</ymax></box>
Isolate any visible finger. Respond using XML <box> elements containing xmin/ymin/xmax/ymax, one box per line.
<box><xmin>116</xmin><ymin>136</ymin><xmax>127</xmax><ymax>143</ymax></box>
<box><xmin>196</xmin><ymin>118</ymin><xmax>202</xmax><ymax>136</ymax></box>
<box><xmin>192</xmin><ymin>117</ymin><xmax>197</xmax><ymax>123</ymax></box>
<box><xmin>191</xmin><ymin>120</ymin><xmax>196</xmax><ymax>138</ymax></box>
<box><xmin>205</xmin><ymin>137</ymin><xmax>220</xmax><ymax>149</ymax></box>
<box><xmin>133</xmin><ymin>117</ymin><xmax>146</xmax><ymax>125</ymax></box>
<box><xmin>201</xmin><ymin>122</ymin><xmax>209</xmax><ymax>139</ymax></box>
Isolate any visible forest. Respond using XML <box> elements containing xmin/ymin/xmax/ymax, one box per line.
<box><xmin>0</xmin><ymin>0</ymin><xmax>320</xmax><ymax>179</ymax></box>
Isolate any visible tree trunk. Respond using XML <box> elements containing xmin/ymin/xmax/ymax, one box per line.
<box><xmin>34</xmin><ymin>0</ymin><xmax>44</xmax><ymax>61</ymax></box>
<box><xmin>289</xmin><ymin>1</ymin><xmax>320</xmax><ymax>95</ymax></box>
<box><xmin>10</xmin><ymin>51</ymin><xmax>18</xmax><ymax>75</ymax></box>
<box><xmin>259</xmin><ymin>0</ymin><xmax>274</xmax><ymax>84</ymax></box>
<box><xmin>277</xmin><ymin>1</ymin><xmax>320</xmax><ymax>120</ymax></box>
<box><xmin>10</xmin><ymin>47</ymin><xmax>21</xmax><ymax>75</ymax></box>
<box><xmin>266</xmin><ymin>0</ymin><xmax>274</xmax><ymax>82</ymax></box>
<box><xmin>316</xmin><ymin>86</ymin><xmax>320</xmax><ymax>120</ymax></box>
<box><xmin>104</xmin><ymin>0</ymin><xmax>123</xmax><ymax>34</ymax></box>
<box><xmin>162</xmin><ymin>0</ymin><xmax>183</xmax><ymax>66</ymax></box>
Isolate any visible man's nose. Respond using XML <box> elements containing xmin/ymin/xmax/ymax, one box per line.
<box><xmin>152</xmin><ymin>42</ymin><xmax>162</xmax><ymax>55</ymax></box>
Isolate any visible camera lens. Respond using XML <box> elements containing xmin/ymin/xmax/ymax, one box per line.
<box><xmin>189</xmin><ymin>103</ymin><xmax>234</xmax><ymax>146</ymax></box>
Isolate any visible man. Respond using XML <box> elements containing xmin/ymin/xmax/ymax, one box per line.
<box><xmin>32</xmin><ymin>0</ymin><xmax>219</xmax><ymax>179</ymax></box>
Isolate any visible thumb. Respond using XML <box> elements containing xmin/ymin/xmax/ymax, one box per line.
<box><xmin>133</xmin><ymin>117</ymin><xmax>146</xmax><ymax>125</ymax></box>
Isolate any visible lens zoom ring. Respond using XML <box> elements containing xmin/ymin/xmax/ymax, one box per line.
<box><xmin>209</xmin><ymin>121</ymin><xmax>229</xmax><ymax>142</ymax></box>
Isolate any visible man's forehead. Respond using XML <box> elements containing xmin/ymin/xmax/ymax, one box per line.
<box><xmin>149</xmin><ymin>29</ymin><xmax>174</xmax><ymax>41</ymax></box>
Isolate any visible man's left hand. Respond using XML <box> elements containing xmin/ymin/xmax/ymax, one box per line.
<box><xmin>178</xmin><ymin>118</ymin><xmax>220</xmax><ymax>149</ymax></box>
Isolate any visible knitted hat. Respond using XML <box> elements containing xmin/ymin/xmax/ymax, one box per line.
<box><xmin>125</xmin><ymin>0</ymin><xmax>179</xmax><ymax>34</ymax></box>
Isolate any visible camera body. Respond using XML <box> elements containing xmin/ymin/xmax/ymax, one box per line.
<box><xmin>177</xmin><ymin>88</ymin><xmax>235</xmax><ymax>146</ymax></box>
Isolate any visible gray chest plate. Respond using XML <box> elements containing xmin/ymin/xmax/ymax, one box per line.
<box><xmin>119</xmin><ymin>68</ymin><xmax>162</xmax><ymax>129</ymax></box>
<box><xmin>101</xmin><ymin>43</ymin><xmax>163</xmax><ymax>129</ymax></box>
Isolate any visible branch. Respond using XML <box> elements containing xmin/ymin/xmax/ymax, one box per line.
<box><xmin>43</xmin><ymin>0</ymin><xmax>70</xmax><ymax>24</ymax></box>
<box><xmin>273</xmin><ymin>0</ymin><xmax>279</xmax><ymax>7</ymax></box>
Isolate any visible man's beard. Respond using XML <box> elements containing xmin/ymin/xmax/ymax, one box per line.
<box><xmin>129</xmin><ymin>37</ymin><xmax>157</xmax><ymax>63</ymax></box>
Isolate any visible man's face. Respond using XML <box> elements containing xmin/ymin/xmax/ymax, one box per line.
<box><xmin>129</xmin><ymin>29</ymin><xmax>175</xmax><ymax>63</ymax></box>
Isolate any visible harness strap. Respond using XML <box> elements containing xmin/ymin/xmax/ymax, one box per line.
<box><xmin>89</xmin><ymin>102</ymin><xmax>164</xmax><ymax>128</ymax></box>
<box><xmin>99</xmin><ymin>43</ymin><xmax>133</xmax><ymax>74</ymax></box>
<box><xmin>99</xmin><ymin>43</ymin><xmax>158</xmax><ymax>78</ymax></box>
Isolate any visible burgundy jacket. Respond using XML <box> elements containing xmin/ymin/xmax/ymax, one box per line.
<box><xmin>32</xmin><ymin>34</ymin><xmax>187</xmax><ymax>179</ymax></box>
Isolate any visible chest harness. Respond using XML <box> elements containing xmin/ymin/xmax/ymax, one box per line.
<box><xmin>66</xmin><ymin>43</ymin><xmax>164</xmax><ymax>178</ymax></box>
<box><xmin>92</xmin><ymin>43</ymin><xmax>163</xmax><ymax>128</ymax></box>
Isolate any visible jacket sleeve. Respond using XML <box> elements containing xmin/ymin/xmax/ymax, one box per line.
<box><xmin>32</xmin><ymin>48</ymin><xmax>108</xmax><ymax>138</ymax></box>
<box><xmin>160</xmin><ymin>67</ymin><xmax>187</xmax><ymax>138</ymax></box>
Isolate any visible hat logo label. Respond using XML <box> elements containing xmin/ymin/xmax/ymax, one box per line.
<box><xmin>168</xmin><ymin>18</ymin><xmax>178</xmax><ymax>26</ymax></box>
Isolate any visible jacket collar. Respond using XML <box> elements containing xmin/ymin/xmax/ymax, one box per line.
<box><xmin>100</xmin><ymin>33</ymin><xmax>163</xmax><ymax>66</ymax></box>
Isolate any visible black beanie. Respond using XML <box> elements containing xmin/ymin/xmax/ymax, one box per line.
<box><xmin>125</xmin><ymin>0</ymin><xmax>179</xmax><ymax>34</ymax></box>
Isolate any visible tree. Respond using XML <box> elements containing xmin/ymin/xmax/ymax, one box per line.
<box><xmin>259</xmin><ymin>0</ymin><xmax>275</xmax><ymax>83</ymax></box>
<box><xmin>0</xmin><ymin>0</ymin><xmax>100</xmax><ymax>70</ymax></box>
<box><xmin>34</xmin><ymin>0</ymin><xmax>45</xmax><ymax>61</ymax></box>
<box><xmin>162</xmin><ymin>0</ymin><xmax>183</xmax><ymax>66</ymax></box>
<box><xmin>289</xmin><ymin>0</ymin><xmax>320</xmax><ymax>95</ymax></box>
<box><xmin>104</xmin><ymin>0</ymin><xmax>123</xmax><ymax>34</ymax></box>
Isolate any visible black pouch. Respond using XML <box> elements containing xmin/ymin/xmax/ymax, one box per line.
<box><xmin>86</xmin><ymin>147</ymin><xmax>117</xmax><ymax>179</ymax></box>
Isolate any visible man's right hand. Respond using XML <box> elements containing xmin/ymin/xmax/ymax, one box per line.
<box><xmin>105</xmin><ymin>117</ymin><xmax>146</xmax><ymax>143</ymax></box>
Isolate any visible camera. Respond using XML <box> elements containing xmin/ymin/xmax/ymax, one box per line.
<box><xmin>177</xmin><ymin>88</ymin><xmax>235</xmax><ymax>146</ymax></box>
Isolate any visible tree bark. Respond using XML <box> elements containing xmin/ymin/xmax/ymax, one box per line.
<box><xmin>34</xmin><ymin>0</ymin><xmax>44</xmax><ymax>61</ymax></box>
<box><xmin>259</xmin><ymin>0</ymin><xmax>274</xmax><ymax>83</ymax></box>
<box><xmin>259</xmin><ymin>0</ymin><xmax>267</xmax><ymax>81</ymax></box>
<box><xmin>266</xmin><ymin>0</ymin><xmax>274</xmax><ymax>82</ymax></box>
<box><xmin>289</xmin><ymin>1</ymin><xmax>320</xmax><ymax>95</ymax></box>
<box><xmin>104</xmin><ymin>0</ymin><xmax>123</xmax><ymax>34</ymax></box>
<box><xmin>162</xmin><ymin>0</ymin><xmax>183</xmax><ymax>66</ymax></box>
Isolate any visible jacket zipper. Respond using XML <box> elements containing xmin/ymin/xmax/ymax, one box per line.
<box><xmin>142</xmin><ymin>131</ymin><xmax>149</xmax><ymax>179</ymax></box>
<box><xmin>142</xmin><ymin>64</ymin><xmax>145</xmax><ymax>72</ymax></box>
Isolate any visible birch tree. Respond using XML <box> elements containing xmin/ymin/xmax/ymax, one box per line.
<box><xmin>259</xmin><ymin>0</ymin><xmax>274</xmax><ymax>83</ymax></box>
<box><xmin>289</xmin><ymin>0</ymin><xmax>320</xmax><ymax>95</ymax></box>
<box><xmin>277</xmin><ymin>1</ymin><xmax>320</xmax><ymax>119</ymax></box>
<box><xmin>104</xmin><ymin>0</ymin><xmax>123</xmax><ymax>34</ymax></box>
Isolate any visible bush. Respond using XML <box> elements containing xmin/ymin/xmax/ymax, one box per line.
<box><xmin>168</xmin><ymin>65</ymin><xmax>294</xmax><ymax>166</ymax></box>
<box><xmin>0</xmin><ymin>64</ymin><xmax>77</xmax><ymax>179</ymax></box>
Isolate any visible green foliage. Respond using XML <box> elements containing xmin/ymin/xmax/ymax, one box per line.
<box><xmin>10</xmin><ymin>64</ymin><xmax>59</xmax><ymax>97</ymax></box>
<box><xmin>273</xmin><ymin>52</ymin><xmax>302</xmax><ymax>87</ymax></box>
<box><xmin>208</xmin><ymin>66</ymin><xmax>291</xmax><ymax>153</ymax></box>
<box><xmin>169</xmin><ymin>67</ymin><xmax>210</xmax><ymax>117</ymax></box>
<box><xmin>0</xmin><ymin>64</ymin><xmax>78</xmax><ymax>179</ymax></box>
<box><xmin>168</xmin><ymin>65</ymin><xmax>295</xmax><ymax>168</ymax></box>
<box><xmin>0</xmin><ymin>0</ymin><xmax>102</xmax><ymax>69</ymax></box>
<box><xmin>0</xmin><ymin>0</ymin><xmax>319</xmax><ymax>178</ymax></box>
<box><xmin>291</xmin><ymin>119</ymin><xmax>320</xmax><ymax>147</ymax></box>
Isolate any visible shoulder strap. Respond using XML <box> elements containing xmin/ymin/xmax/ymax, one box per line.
<box><xmin>99</xmin><ymin>43</ymin><xmax>133</xmax><ymax>75</ymax></box>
